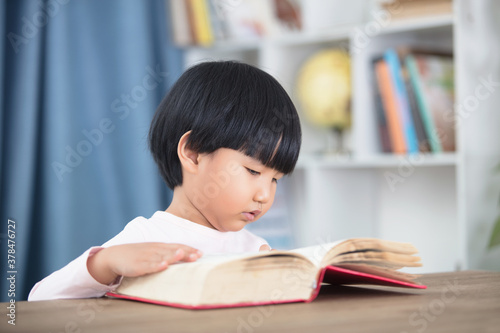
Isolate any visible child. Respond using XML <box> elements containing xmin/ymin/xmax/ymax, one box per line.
<box><xmin>28</xmin><ymin>61</ymin><xmax>302</xmax><ymax>301</ymax></box>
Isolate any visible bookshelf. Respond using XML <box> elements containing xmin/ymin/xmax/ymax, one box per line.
<box><xmin>177</xmin><ymin>0</ymin><xmax>500</xmax><ymax>273</ymax></box>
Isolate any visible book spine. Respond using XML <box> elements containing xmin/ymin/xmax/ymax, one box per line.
<box><xmin>169</xmin><ymin>0</ymin><xmax>194</xmax><ymax>46</ymax></box>
<box><xmin>404</xmin><ymin>67</ymin><xmax>430</xmax><ymax>152</ymax></box>
<box><xmin>372</xmin><ymin>58</ymin><xmax>393</xmax><ymax>153</ymax></box>
<box><xmin>207</xmin><ymin>0</ymin><xmax>228</xmax><ymax>41</ymax></box>
<box><xmin>384</xmin><ymin>49</ymin><xmax>419</xmax><ymax>154</ymax></box>
<box><xmin>184</xmin><ymin>0</ymin><xmax>198</xmax><ymax>44</ymax></box>
<box><xmin>374</xmin><ymin>59</ymin><xmax>407</xmax><ymax>154</ymax></box>
<box><xmin>405</xmin><ymin>55</ymin><xmax>443</xmax><ymax>152</ymax></box>
<box><xmin>188</xmin><ymin>0</ymin><xmax>214</xmax><ymax>46</ymax></box>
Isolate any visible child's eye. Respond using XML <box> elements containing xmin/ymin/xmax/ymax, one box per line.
<box><xmin>272</xmin><ymin>178</ymin><xmax>278</xmax><ymax>183</ymax></box>
<box><xmin>245</xmin><ymin>167</ymin><xmax>260</xmax><ymax>176</ymax></box>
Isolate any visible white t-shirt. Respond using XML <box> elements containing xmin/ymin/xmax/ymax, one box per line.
<box><xmin>28</xmin><ymin>211</ymin><xmax>268</xmax><ymax>301</ymax></box>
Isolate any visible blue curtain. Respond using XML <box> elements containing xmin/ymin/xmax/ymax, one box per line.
<box><xmin>1</xmin><ymin>0</ymin><xmax>183</xmax><ymax>301</ymax></box>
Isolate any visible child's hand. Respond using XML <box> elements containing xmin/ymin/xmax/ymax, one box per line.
<box><xmin>87</xmin><ymin>243</ymin><xmax>202</xmax><ymax>285</ymax></box>
<box><xmin>259</xmin><ymin>244</ymin><xmax>272</xmax><ymax>251</ymax></box>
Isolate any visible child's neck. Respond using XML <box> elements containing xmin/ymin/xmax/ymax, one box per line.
<box><xmin>166</xmin><ymin>187</ymin><xmax>217</xmax><ymax>230</ymax></box>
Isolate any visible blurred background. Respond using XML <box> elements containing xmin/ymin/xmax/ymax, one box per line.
<box><xmin>1</xmin><ymin>0</ymin><xmax>499</xmax><ymax>301</ymax></box>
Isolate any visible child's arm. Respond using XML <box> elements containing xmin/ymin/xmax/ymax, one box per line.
<box><xmin>28</xmin><ymin>215</ymin><xmax>205</xmax><ymax>301</ymax></box>
<box><xmin>28</xmin><ymin>243</ymin><xmax>202</xmax><ymax>301</ymax></box>
<box><xmin>87</xmin><ymin>243</ymin><xmax>202</xmax><ymax>285</ymax></box>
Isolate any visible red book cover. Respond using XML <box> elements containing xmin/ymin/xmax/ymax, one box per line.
<box><xmin>106</xmin><ymin>265</ymin><xmax>426</xmax><ymax>310</ymax></box>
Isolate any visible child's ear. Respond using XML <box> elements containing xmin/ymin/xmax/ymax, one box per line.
<box><xmin>177</xmin><ymin>131</ymin><xmax>200</xmax><ymax>174</ymax></box>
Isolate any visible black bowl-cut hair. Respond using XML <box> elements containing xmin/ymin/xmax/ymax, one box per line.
<box><xmin>148</xmin><ymin>61</ymin><xmax>302</xmax><ymax>189</ymax></box>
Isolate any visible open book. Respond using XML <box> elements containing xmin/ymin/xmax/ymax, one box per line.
<box><xmin>106</xmin><ymin>238</ymin><xmax>426</xmax><ymax>309</ymax></box>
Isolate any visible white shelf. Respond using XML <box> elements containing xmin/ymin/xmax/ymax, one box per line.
<box><xmin>184</xmin><ymin>28</ymin><xmax>351</xmax><ymax>56</ymax></box>
<box><xmin>263</xmin><ymin>27</ymin><xmax>351</xmax><ymax>46</ymax></box>
<box><xmin>296</xmin><ymin>152</ymin><xmax>457</xmax><ymax>169</ymax></box>
<box><xmin>376</xmin><ymin>14</ymin><xmax>454</xmax><ymax>35</ymax></box>
<box><xmin>186</xmin><ymin>13</ymin><xmax>453</xmax><ymax>53</ymax></box>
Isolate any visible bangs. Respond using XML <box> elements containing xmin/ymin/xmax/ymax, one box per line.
<box><xmin>187</xmin><ymin>103</ymin><xmax>301</xmax><ymax>175</ymax></box>
<box><xmin>186</xmin><ymin>83</ymin><xmax>301</xmax><ymax>175</ymax></box>
<box><xmin>238</xmin><ymin>108</ymin><xmax>301</xmax><ymax>175</ymax></box>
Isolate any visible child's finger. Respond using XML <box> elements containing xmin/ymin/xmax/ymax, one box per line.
<box><xmin>155</xmin><ymin>260</ymin><xmax>170</xmax><ymax>272</ymax></box>
<box><xmin>259</xmin><ymin>244</ymin><xmax>271</xmax><ymax>251</ymax></box>
<box><xmin>140</xmin><ymin>259</ymin><xmax>170</xmax><ymax>275</ymax></box>
<box><xmin>161</xmin><ymin>244</ymin><xmax>203</xmax><ymax>262</ymax></box>
<box><xmin>175</xmin><ymin>248</ymin><xmax>202</xmax><ymax>262</ymax></box>
<box><xmin>160</xmin><ymin>247</ymin><xmax>199</xmax><ymax>265</ymax></box>
<box><xmin>158</xmin><ymin>248</ymin><xmax>184</xmax><ymax>265</ymax></box>
<box><xmin>175</xmin><ymin>244</ymin><xmax>203</xmax><ymax>259</ymax></box>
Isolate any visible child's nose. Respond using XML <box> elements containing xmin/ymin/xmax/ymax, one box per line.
<box><xmin>254</xmin><ymin>183</ymin><xmax>271</xmax><ymax>204</ymax></box>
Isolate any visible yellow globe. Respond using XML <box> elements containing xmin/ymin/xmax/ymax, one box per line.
<box><xmin>296</xmin><ymin>49</ymin><xmax>351</xmax><ymax>130</ymax></box>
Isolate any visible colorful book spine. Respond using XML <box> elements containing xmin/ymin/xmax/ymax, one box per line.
<box><xmin>405</xmin><ymin>55</ymin><xmax>443</xmax><ymax>153</ymax></box>
<box><xmin>372</xmin><ymin>58</ymin><xmax>393</xmax><ymax>153</ymax></box>
<box><xmin>374</xmin><ymin>59</ymin><xmax>406</xmax><ymax>154</ymax></box>
<box><xmin>384</xmin><ymin>49</ymin><xmax>419</xmax><ymax>154</ymax></box>
<box><xmin>188</xmin><ymin>0</ymin><xmax>214</xmax><ymax>46</ymax></box>
<box><xmin>404</xmin><ymin>67</ymin><xmax>430</xmax><ymax>152</ymax></box>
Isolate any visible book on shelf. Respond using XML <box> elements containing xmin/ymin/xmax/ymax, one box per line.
<box><xmin>372</xmin><ymin>59</ymin><xmax>392</xmax><ymax>153</ymax></box>
<box><xmin>380</xmin><ymin>0</ymin><xmax>453</xmax><ymax>21</ymax></box>
<box><xmin>206</xmin><ymin>0</ymin><xmax>229</xmax><ymax>41</ymax></box>
<box><xmin>373</xmin><ymin>58</ymin><xmax>405</xmax><ymax>153</ymax></box>
<box><xmin>106</xmin><ymin>238</ymin><xmax>426</xmax><ymax>309</ymax></box>
<box><xmin>384</xmin><ymin>49</ymin><xmax>420</xmax><ymax>154</ymax></box>
<box><xmin>372</xmin><ymin>48</ymin><xmax>455</xmax><ymax>154</ymax></box>
<box><xmin>168</xmin><ymin>0</ymin><xmax>195</xmax><ymax>46</ymax></box>
<box><xmin>168</xmin><ymin>0</ymin><xmax>302</xmax><ymax>46</ymax></box>
<box><xmin>403</xmin><ymin>57</ymin><xmax>431</xmax><ymax>153</ymax></box>
<box><xmin>187</xmin><ymin>0</ymin><xmax>214</xmax><ymax>46</ymax></box>
<box><xmin>406</xmin><ymin>53</ymin><xmax>455</xmax><ymax>152</ymax></box>
<box><xmin>169</xmin><ymin>0</ymin><xmax>215</xmax><ymax>46</ymax></box>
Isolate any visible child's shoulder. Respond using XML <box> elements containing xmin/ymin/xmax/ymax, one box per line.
<box><xmin>123</xmin><ymin>211</ymin><xmax>193</xmax><ymax>234</ymax></box>
<box><xmin>113</xmin><ymin>211</ymin><xmax>178</xmax><ymax>244</ymax></box>
<box><xmin>123</xmin><ymin>211</ymin><xmax>167</xmax><ymax>230</ymax></box>
<box><xmin>123</xmin><ymin>214</ymin><xmax>149</xmax><ymax>228</ymax></box>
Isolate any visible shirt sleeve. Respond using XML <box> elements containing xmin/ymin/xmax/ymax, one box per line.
<box><xmin>28</xmin><ymin>217</ymin><xmax>147</xmax><ymax>301</ymax></box>
<box><xmin>28</xmin><ymin>247</ymin><xmax>122</xmax><ymax>301</ymax></box>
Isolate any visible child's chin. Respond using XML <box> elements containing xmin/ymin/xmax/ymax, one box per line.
<box><xmin>218</xmin><ymin>221</ymin><xmax>247</xmax><ymax>232</ymax></box>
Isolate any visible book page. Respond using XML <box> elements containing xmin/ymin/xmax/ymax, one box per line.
<box><xmin>195</xmin><ymin>252</ymin><xmax>261</xmax><ymax>264</ymax></box>
<box><xmin>333</xmin><ymin>263</ymin><xmax>421</xmax><ymax>283</ymax></box>
<box><xmin>116</xmin><ymin>252</ymin><xmax>264</xmax><ymax>305</ymax></box>
<box><xmin>116</xmin><ymin>250</ymin><xmax>318</xmax><ymax>306</ymax></box>
<box><xmin>117</xmin><ymin>260</ymin><xmax>214</xmax><ymax>305</ymax></box>
<box><xmin>288</xmin><ymin>240</ymin><xmax>345</xmax><ymax>267</ymax></box>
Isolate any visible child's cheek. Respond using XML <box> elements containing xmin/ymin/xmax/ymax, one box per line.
<box><xmin>220</xmin><ymin>174</ymin><xmax>249</xmax><ymax>205</ymax></box>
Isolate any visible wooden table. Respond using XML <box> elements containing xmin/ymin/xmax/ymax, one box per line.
<box><xmin>2</xmin><ymin>271</ymin><xmax>499</xmax><ymax>333</ymax></box>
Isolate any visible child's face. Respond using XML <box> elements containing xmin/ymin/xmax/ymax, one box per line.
<box><xmin>184</xmin><ymin>148</ymin><xmax>284</xmax><ymax>232</ymax></box>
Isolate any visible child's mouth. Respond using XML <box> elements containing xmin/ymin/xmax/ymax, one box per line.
<box><xmin>242</xmin><ymin>210</ymin><xmax>261</xmax><ymax>221</ymax></box>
